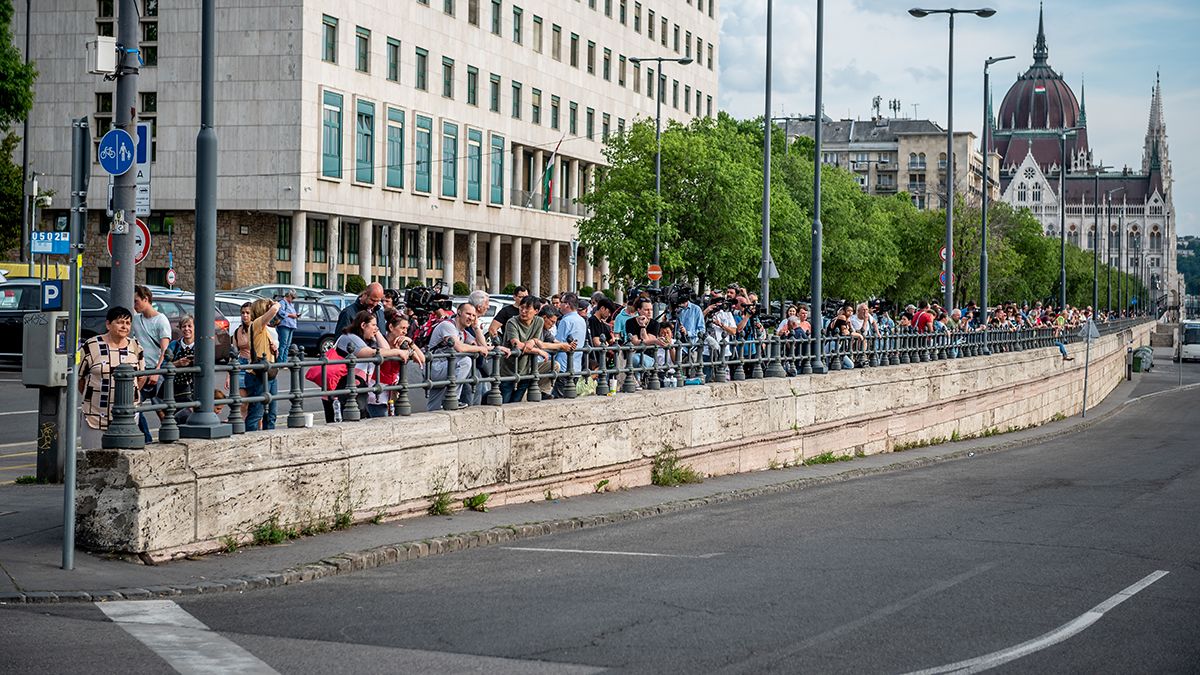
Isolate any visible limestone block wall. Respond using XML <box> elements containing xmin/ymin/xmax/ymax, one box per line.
<box><xmin>76</xmin><ymin>323</ymin><xmax>1153</xmax><ymax>559</ymax></box>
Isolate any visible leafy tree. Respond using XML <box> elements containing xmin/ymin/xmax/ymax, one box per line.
<box><xmin>0</xmin><ymin>0</ymin><xmax>38</xmax><ymax>254</ymax></box>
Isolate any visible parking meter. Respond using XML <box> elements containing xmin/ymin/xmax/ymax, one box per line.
<box><xmin>21</xmin><ymin>311</ymin><xmax>71</xmax><ymax>482</ymax></box>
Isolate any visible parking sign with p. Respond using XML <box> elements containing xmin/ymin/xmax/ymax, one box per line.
<box><xmin>41</xmin><ymin>280</ymin><xmax>64</xmax><ymax>311</ymax></box>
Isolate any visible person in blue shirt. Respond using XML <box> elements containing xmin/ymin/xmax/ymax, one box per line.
<box><xmin>674</xmin><ymin>295</ymin><xmax>705</xmax><ymax>374</ymax></box>
<box><xmin>276</xmin><ymin>290</ymin><xmax>299</xmax><ymax>360</ymax></box>
<box><xmin>552</xmin><ymin>293</ymin><xmax>587</xmax><ymax>398</ymax></box>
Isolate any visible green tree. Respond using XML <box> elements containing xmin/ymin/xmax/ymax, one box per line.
<box><xmin>0</xmin><ymin>0</ymin><xmax>38</xmax><ymax>254</ymax></box>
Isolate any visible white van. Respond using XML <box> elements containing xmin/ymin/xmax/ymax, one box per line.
<box><xmin>1181</xmin><ymin>321</ymin><xmax>1200</xmax><ymax>362</ymax></box>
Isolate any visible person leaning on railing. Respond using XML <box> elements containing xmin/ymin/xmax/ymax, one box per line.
<box><xmin>500</xmin><ymin>296</ymin><xmax>552</xmax><ymax>403</ymax></box>
<box><xmin>78</xmin><ymin>306</ymin><xmax>146</xmax><ymax>449</ymax></box>
<box><xmin>243</xmin><ymin>298</ymin><xmax>282</xmax><ymax>431</ymax></box>
<box><xmin>328</xmin><ymin>309</ymin><xmax>412</xmax><ymax>420</ymax></box>
<box><xmin>427</xmin><ymin>302</ymin><xmax>507</xmax><ymax>412</ymax></box>
<box><xmin>373</xmin><ymin>309</ymin><xmax>426</xmax><ymax>415</ymax></box>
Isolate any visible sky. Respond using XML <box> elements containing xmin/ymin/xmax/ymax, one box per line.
<box><xmin>716</xmin><ymin>0</ymin><xmax>1200</xmax><ymax>237</ymax></box>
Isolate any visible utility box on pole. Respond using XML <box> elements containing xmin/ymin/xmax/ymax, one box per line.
<box><xmin>21</xmin><ymin>310</ymin><xmax>71</xmax><ymax>483</ymax></box>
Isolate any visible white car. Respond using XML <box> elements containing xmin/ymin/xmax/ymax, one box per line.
<box><xmin>451</xmin><ymin>295</ymin><xmax>513</xmax><ymax>333</ymax></box>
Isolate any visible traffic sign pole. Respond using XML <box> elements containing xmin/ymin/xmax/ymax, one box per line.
<box><xmin>109</xmin><ymin>0</ymin><xmax>140</xmax><ymax>310</ymax></box>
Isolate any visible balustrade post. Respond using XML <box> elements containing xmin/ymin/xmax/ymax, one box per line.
<box><xmin>766</xmin><ymin>336</ymin><xmax>787</xmax><ymax>378</ymax></box>
<box><xmin>441</xmin><ymin>352</ymin><xmax>460</xmax><ymax>410</ymax></box>
<box><xmin>227</xmin><ymin>360</ymin><xmax>245</xmax><ymax>434</ymax></box>
<box><xmin>397</xmin><ymin>353</ymin><xmax>414</xmax><ymax>415</ymax></box>
<box><xmin>102</xmin><ymin>364</ymin><xmax>146</xmax><ymax>448</ymax></box>
<box><xmin>344</xmin><ymin>354</ymin><xmax>362</xmax><ymax>420</ymax></box>
<box><xmin>526</xmin><ymin>352</ymin><xmax>542</xmax><ymax>402</ymax></box>
<box><xmin>287</xmin><ymin>348</ymin><xmax>307</xmax><ymax>428</ymax></box>
<box><xmin>563</xmin><ymin>348</ymin><xmax>578</xmax><ymax>399</ymax></box>
<box><xmin>595</xmin><ymin>346</ymin><xmax>610</xmax><ymax>396</ymax></box>
<box><xmin>158</xmin><ymin>357</ymin><xmax>179</xmax><ymax>443</ymax></box>
<box><xmin>621</xmin><ymin>345</ymin><xmax>638</xmax><ymax>393</ymax></box>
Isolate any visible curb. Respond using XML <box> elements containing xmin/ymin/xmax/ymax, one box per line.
<box><xmin>2</xmin><ymin>380</ymin><xmax>1190</xmax><ymax>605</ymax></box>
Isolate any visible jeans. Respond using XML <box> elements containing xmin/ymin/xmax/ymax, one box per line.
<box><xmin>500</xmin><ymin>379</ymin><xmax>532</xmax><ymax>404</ymax></box>
<box><xmin>244</xmin><ymin>371</ymin><xmax>277</xmax><ymax>431</ymax></box>
<box><xmin>276</xmin><ymin>326</ymin><xmax>295</xmax><ymax>361</ymax></box>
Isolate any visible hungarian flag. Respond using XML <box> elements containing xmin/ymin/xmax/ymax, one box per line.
<box><xmin>541</xmin><ymin>135</ymin><xmax>564</xmax><ymax>212</ymax></box>
<box><xmin>1033</xmin><ymin>84</ymin><xmax>1047</xmax><ymax>94</ymax></box>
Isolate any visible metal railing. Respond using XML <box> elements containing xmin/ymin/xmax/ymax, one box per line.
<box><xmin>96</xmin><ymin>319</ymin><xmax>1148</xmax><ymax>449</ymax></box>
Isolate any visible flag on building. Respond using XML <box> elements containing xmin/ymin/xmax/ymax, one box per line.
<box><xmin>541</xmin><ymin>135</ymin><xmax>564</xmax><ymax>212</ymax></box>
<box><xmin>1033</xmin><ymin>84</ymin><xmax>1047</xmax><ymax>94</ymax></box>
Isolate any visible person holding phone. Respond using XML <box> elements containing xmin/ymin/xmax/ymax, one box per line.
<box><xmin>167</xmin><ymin>315</ymin><xmax>198</xmax><ymax>405</ymax></box>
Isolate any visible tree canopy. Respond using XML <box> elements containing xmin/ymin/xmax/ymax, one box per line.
<box><xmin>1</xmin><ymin>0</ymin><xmax>37</xmax><ymax>255</ymax></box>
<box><xmin>578</xmin><ymin>113</ymin><xmax>1145</xmax><ymax>309</ymax></box>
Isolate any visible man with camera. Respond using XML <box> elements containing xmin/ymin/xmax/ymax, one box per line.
<box><xmin>335</xmin><ymin>282</ymin><xmax>387</xmax><ymax>336</ymax></box>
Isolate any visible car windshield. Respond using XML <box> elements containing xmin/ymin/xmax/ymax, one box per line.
<box><xmin>1184</xmin><ymin>327</ymin><xmax>1200</xmax><ymax>345</ymax></box>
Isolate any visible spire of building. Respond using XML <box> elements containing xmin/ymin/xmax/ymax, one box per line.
<box><xmin>1033</xmin><ymin>2</ymin><xmax>1049</xmax><ymax>65</ymax></box>
<box><xmin>1078</xmin><ymin>76</ymin><xmax>1087</xmax><ymax>125</ymax></box>
<box><xmin>1142</xmin><ymin>72</ymin><xmax>1170</xmax><ymax>183</ymax></box>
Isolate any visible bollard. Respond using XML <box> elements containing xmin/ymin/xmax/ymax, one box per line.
<box><xmin>158</xmin><ymin>358</ymin><xmax>179</xmax><ymax>443</ymax></box>
<box><xmin>646</xmin><ymin>345</ymin><xmax>661</xmax><ymax>390</ymax></box>
<box><xmin>766</xmin><ymin>337</ymin><xmax>787</xmax><ymax>378</ymax></box>
<box><xmin>102</xmin><ymin>364</ymin><xmax>145</xmax><ymax>449</ymax></box>
<box><xmin>486</xmin><ymin>350</ymin><xmax>504</xmax><ymax>406</ymax></box>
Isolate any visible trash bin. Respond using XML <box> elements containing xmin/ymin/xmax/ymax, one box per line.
<box><xmin>1132</xmin><ymin>346</ymin><xmax>1153</xmax><ymax>372</ymax></box>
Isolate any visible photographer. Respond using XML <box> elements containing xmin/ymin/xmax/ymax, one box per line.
<box><xmin>335</xmin><ymin>283</ymin><xmax>387</xmax><ymax>336</ymax></box>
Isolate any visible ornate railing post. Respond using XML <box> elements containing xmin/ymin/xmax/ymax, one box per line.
<box><xmin>158</xmin><ymin>356</ymin><xmax>179</xmax><ymax>443</ymax></box>
<box><xmin>621</xmin><ymin>345</ymin><xmax>638</xmax><ymax>393</ymax></box>
<box><xmin>227</xmin><ymin>359</ymin><xmax>245</xmax><ymax>434</ymax></box>
<box><xmin>595</xmin><ymin>346</ymin><xmax>611</xmax><ymax>396</ymax></box>
<box><xmin>343</xmin><ymin>353</ymin><xmax>362</xmax><ymax>420</ymax></box>
<box><xmin>287</xmin><ymin>347</ymin><xmax>307</xmax><ymax>428</ymax></box>
<box><xmin>102</xmin><ymin>364</ymin><xmax>145</xmax><ymax>449</ymax></box>
<box><xmin>526</xmin><ymin>351</ymin><xmax>542</xmax><ymax>402</ymax></box>
<box><xmin>486</xmin><ymin>350</ymin><xmax>504</xmax><ymax>405</ymax></box>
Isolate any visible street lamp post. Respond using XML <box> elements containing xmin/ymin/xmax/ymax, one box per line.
<box><xmin>628</xmin><ymin>55</ymin><xmax>692</xmax><ymax>289</ymax></box>
<box><xmin>981</xmin><ymin>54</ymin><xmax>1014</xmax><ymax>323</ymax></box>
<box><xmin>1104</xmin><ymin>187</ymin><xmax>1124</xmax><ymax>314</ymax></box>
<box><xmin>1088</xmin><ymin>165</ymin><xmax>1112</xmax><ymax>313</ymax></box>
<box><xmin>811</xmin><ymin>0</ymin><xmax>826</xmax><ymax>374</ymax></box>
<box><xmin>910</xmin><ymin>7</ymin><xmax>997</xmax><ymax>310</ymax></box>
<box><xmin>1056</xmin><ymin>126</ymin><xmax>1085</xmax><ymax>309</ymax></box>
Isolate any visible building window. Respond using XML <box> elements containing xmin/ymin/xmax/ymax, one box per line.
<box><xmin>619</xmin><ymin>0</ymin><xmax>627</xmax><ymax>24</ymax></box>
<box><xmin>355</xmin><ymin>99</ymin><xmax>375</xmax><ymax>184</ymax></box>
<box><xmin>604</xmin><ymin>0</ymin><xmax>612</xmax><ymax>17</ymax></box>
<box><xmin>442</xmin><ymin>121</ymin><xmax>459</xmax><ymax>198</ymax></box>
<box><xmin>633</xmin><ymin>62</ymin><xmax>640</xmax><ymax>93</ymax></box>
<box><xmin>415</xmin><ymin>47</ymin><xmax>428</xmax><ymax>90</ymax></box>
<box><xmin>1032</xmin><ymin>184</ymin><xmax>1042</xmax><ymax>202</ymax></box>
<box><xmin>415</xmin><ymin>114</ymin><xmax>433</xmax><ymax>193</ymax></box>
<box><xmin>617</xmin><ymin>117</ymin><xmax>625</xmax><ymax>135</ymax></box>
<box><xmin>386</xmin><ymin>38</ymin><xmax>400</xmax><ymax>82</ymax></box>
<box><xmin>468</xmin><ymin>0</ymin><xmax>479</xmax><ymax>25</ymax></box>
<box><xmin>551</xmin><ymin>24</ymin><xmax>562</xmax><ymax>60</ymax></box>
<box><xmin>673</xmin><ymin>24</ymin><xmax>680</xmax><ymax>52</ymax></box>
<box><xmin>386</xmin><ymin>107</ymin><xmax>405</xmax><ymax>189</ymax></box>
<box><xmin>489</xmin><ymin>73</ymin><xmax>501</xmax><ymax>112</ymax></box>
<box><xmin>672</xmin><ymin>79</ymin><xmax>679</xmax><ymax>108</ymax></box>
<box><xmin>467</xmin><ymin>66</ymin><xmax>479</xmax><ymax>105</ymax></box>
<box><xmin>634</xmin><ymin>2</ymin><xmax>642</xmax><ymax>32</ymax></box>
<box><xmin>489</xmin><ymin>134</ymin><xmax>505</xmax><ymax>204</ymax></box>
<box><xmin>685</xmin><ymin>30</ymin><xmax>692</xmax><ymax>58</ymax></box>
<box><xmin>511</xmin><ymin>81</ymin><xmax>522</xmax><ymax>118</ymax></box>
<box><xmin>570</xmin><ymin>33</ymin><xmax>579</xmax><ymax>68</ymax></box>
<box><xmin>276</xmin><ymin>217</ymin><xmax>291</xmax><ymax>261</ymax></box>
<box><xmin>684</xmin><ymin>85</ymin><xmax>691</xmax><ymax>113</ymax></box>
<box><xmin>569</xmin><ymin>101</ymin><xmax>578</xmax><ymax>134</ymax></box>
<box><xmin>648</xmin><ymin>9</ymin><xmax>654</xmax><ymax>39</ymax></box>
<box><xmin>344</xmin><ymin>222</ymin><xmax>359</xmax><ymax>266</ymax></box>
<box><xmin>707</xmin><ymin>44</ymin><xmax>714</xmax><ymax>70</ymax></box>
<box><xmin>491</xmin><ymin>0</ymin><xmax>502</xmax><ymax>35</ymax></box>
<box><xmin>322</xmin><ymin>15</ymin><xmax>338</xmax><ymax>63</ymax></box>
<box><xmin>696</xmin><ymin>89</ymin><xmax>702</xmax><ymax>115</ymax></box>
<box><xmin>602</xmin><ymin>48</ymin><xmax>611</xmax><ymax>81</ymax></box>
<box><xmin>1017</xmin><ymin>182</ymin><xmax>1027</xmax><ymax>202</ymax></box>
<box><xmin>661</xmin><ymin>17</ymin><xmax>667</xmax><ymax>46</ymax></box>
<box><xmin>321</xmin><ymin>90</ymin><xmax>343</xmax><ymax>179</ymax></box>
<box><xmin>310</xmin><ymin>220</ymin><xmax>328</xmax><ymax>264</ymax></box>
<box><xmin>647</xmin><ymin>67</ymin><xmax>654</xmax><ymax>99</ymax></box>
<box><xmin>696</xmin><ymin>37</ymin><xmax>703</xmax><ymax>66</ymax></box>
<box><xmin>140</xmin><ymin>8</ymin><xmax>158</xmax><ymax>67</ymax></box>
<box><xmin>586</xmin><ymin>107</ymin><xmax>594</xmax><ymax>140</ymax></box>
<box><xmin>311</xmin><ymin>272</ymin><xmax>327</xmax><ymax>289</ymax></box>
<box><xmin>706</xmin><ymin>95</ymin><xmax>712</xmax><ymax>117</ymax></box>
<box><xmin>276</xmin><ymin>271</ymin><xmax>292</xmax><ymax>285</ymax></box>
<box><xmin>531</xmin><ymin>88</ymin><xmax>541</xmax><ymax>125</ymax></box>
<box><xmin>587</xmin><ymin>41</ymin><xmax>595</xmax><ymax>75</ymax></box>
<box><xmin>532</xmin><ymin>16</ymin><xmax>543</xmax><ymax>52</ymax></box>
<box><xmin>444</xmin><ymin>0</ymin><xmax>455</xmax><ymax>16</ymax></box>
<box><xmin>512</xmin><ymin>6</ymin><xmax>522</xmax><ymax>44</ymax></box>
<box><xmin>97</xmin><ymin>0</ymin><xmax>114</xmax><ymax>36</ymax></box>
<box><xmin>373</xmin><ymin>223</ymin><xmax>388</xmax><ymax>268</ymax></box>
<box><xmin>355</xmin><ymin>26</ymin><xmax>370</xmax><ymax>72</ymax></box>
<box><xmin>467</xmin><ymin>128</ymin><xmax>483</xmax><ymax>201</ymax></box>
<box><xmin>618</xmin><ymin>55</ymin><xmax>626</xmax><ymax>87</ymax></box>
<box><xmin>442</xmin><ymin>57</ymin><xmax>455</xmax><ymax>98</ymax></box>
<box><xmin>550</xmin><ymin>95</ymin><xmax>560</xmax><ymax>130</ymax></box>
<box><xmin>602</xmin><ymin>113</ymin><xmax>610</xmax><ymax>141</ymax></box>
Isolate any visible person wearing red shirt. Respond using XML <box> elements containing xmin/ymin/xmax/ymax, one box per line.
<box><xmin>913</xmin><ymin>300</ymin><xmax>935</xmax><ymax>333</ymax></box>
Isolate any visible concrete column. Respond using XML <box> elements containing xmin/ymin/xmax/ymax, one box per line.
<box><xmin>467</xmin><ymin>231</ymin><xmax>479</xmax><ymax>291</ymax></box>
<box><xmin>600</xmin><ymin>257</ymin><xmax>610</xmax><ymax>294</ymax></box>
<box><xmin>327</xmin><ymin>216</ymin><xmax>340</xmax><ymax>288</ymax></box>
<box><xmin>489</xmin><ymin>233</ymin><xmax>501</xmax><ymax>292</ymax></box>
<box><xmin>548</xmin><ymin>242</ymin><xmax>560</xmax><ymax>296</ymax></box>
<box><xmin>513</xmin><ymin>144</ymin><xmax>525</xmax><ymax>205</ymax></box>
<box><xmin>530</xmin><ymin>239</ymin><xmax>542</xmax><ymax>295</ymax></box>
<box><xmin>569</xmin><ymin>158</ymin><xmax>581</xmax><ymax>201</ymax></box>
<box><xmin>389</xmin><ymin>223</ymin><xmax>403</xmax><ymax>288</ymax></box>
<box><xmin>442</xmin><ymin>227</ymin><xmax>456</xmax><ymax>289</ymax></box>
<box><xmin>585</xmin><ymin>247</ymin><xmax>595</xmax><ymax>289</ymax></box>
<box><xmin>290</xmin><ymin>211</ymin><xmax>307</xmax><ymax>284</ymax></box>
<box><xmin>511</xmin><ymin>236</ymin><xmax>524</xmax><ymax>287</ymax></box>
<box><xmin>358</xmin><ymin>218</ymin><xmax>373</xmax><ymax>281</ymax></box>
<box><xmin>533</xmin><ymin>149</ymin><xmax>545</xmax><ymax>204</ymax></box>
<box><xmin>416</xmin><ymin>223</ymin><xmax>429</xmax><ymax>285</ymax></box>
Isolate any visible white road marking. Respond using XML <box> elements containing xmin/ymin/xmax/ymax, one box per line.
<box><xmin>97</xmin><ymin>600</ymin><xmax>280</xmax><ymax>674</ymax></box>
<box><xmin>712</xmin><ymin>562</ymin><xmax>998</xmax><ymax>675</ymax></box>
<box><xmin>0</xmin><ymin>410</ymin><xmax>37</xmax><ymax>416</ymax></box>
<box><xmin>0</xmin><ymin>441</ymin><xmax>35</xmax><ymax>449</ymax></box>
<box><xmin>907</xmin><ymin>570</ymin><xmax>1169</xmax><ymax>675</ymax></box>
<box><xmin>502</xmin><ymin>546</ymin><xmax>723</xmax><ymax>559</ymax></box>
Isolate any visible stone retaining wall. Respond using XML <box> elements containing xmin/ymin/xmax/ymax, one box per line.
<box><xmin>76</xmin><ymin>323</ymin><xmax>1153</xmax><ymax>560</ymax></box>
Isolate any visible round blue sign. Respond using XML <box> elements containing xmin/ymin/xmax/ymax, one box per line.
<box><xmin>98</xmin><ymin>128</ymin><xmax>136</xmax><ymax>176</ymax></box>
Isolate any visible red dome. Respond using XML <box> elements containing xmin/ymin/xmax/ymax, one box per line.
<box><xmin>996</xmin><ymin>6</ymin><xmax>1081</xmax><ymax>131</ymax></box>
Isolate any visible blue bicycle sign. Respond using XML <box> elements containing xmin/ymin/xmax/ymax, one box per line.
<box><xmin>98</xmin><ymin>128</ymin><xmax>135</xmax><ymax>175</ymax></box>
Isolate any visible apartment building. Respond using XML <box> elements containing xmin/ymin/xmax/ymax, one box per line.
<box><xmin>14</xmin><ymin>0</ymin><xmax>720</xmax><ymax>293</ymax></box>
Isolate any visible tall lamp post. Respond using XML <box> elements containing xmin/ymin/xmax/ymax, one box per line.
<box><xmin>1056</xmin><ymin>125</ymin><xmax>1085</xmax><ymax>309</ymax></box>
<box><xmin>1088</xmin><ymin>164</ymin><xmax>1113</xmax><ymax>312</ymax></box>
<box><xmin>811</xmin><ymin>0</ymin><xmax>826</xmax><ymax>374</ymax></box>
<box><xmin>628</xmin><ymin>55</ymin><xmax>692</xmax><ymax>288</ymax></box>
<box><xmin>980</xmin><ymin>54</ymin><xmax>1014</xmax><ymax>323</ymax></box>
<box><xmin>1104</xmin><ymin>187</ymin><xmax>1124</xmax><ymax>314</ymax></box>
<box><xmin>909</xmin><ymin>7</ymin><xmax>997</xmax><ymax>310</ymax></box>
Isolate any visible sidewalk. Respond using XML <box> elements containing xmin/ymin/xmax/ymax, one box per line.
<box><xmin>2</xmin><ymin>352</ymin><xmax>1194</xmax><ymax>604</ymax></box>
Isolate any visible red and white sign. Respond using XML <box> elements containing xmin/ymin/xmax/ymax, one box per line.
<box><xmin>646</xmin><ymin>264</ymin><xmax>663</xmax><ymax>281</ymax></box>
<box><xmin>107</xmin><ymin>218</ymin><xmax>152</xmax><ymax>265</ymax></box>
<box><xmin>939</xmin><ymin>246</ymin><xmax>955</xmax><ymax>261</ymax></box>
<box><xmin>166</xmin><ymin>268</ymin><xmax>177</xmax><ymax>286</ymax></box>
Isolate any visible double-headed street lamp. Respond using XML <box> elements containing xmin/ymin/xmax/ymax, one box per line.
<box><xmin>628</xmin><ymin>55</ymin><xmax>692</xmax><ymax>288</ymax></box>
<box><xmin>980</xmin><ymin>54</ymin><xmax>1014</xmax><ymax>323</ymax></box>
<box><xmin>910</xmin><ymin>7</ymin><xmax>997</xmax><ymax>310</ymax></box>
<box><xmin>1056</xmin><ymin>125</ymin><xmax>1086</xmax><ymax>309</ymax></box>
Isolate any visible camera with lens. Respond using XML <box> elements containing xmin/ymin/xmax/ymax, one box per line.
<box><xmin>404</xmin><ymin>283</ymin><xmax>452</xmax><ymax>317</ymax></box>
<box><xmin>663</xmin><ymin>283</ymin><xmax>694</xmax><ymax>309</ymax></box>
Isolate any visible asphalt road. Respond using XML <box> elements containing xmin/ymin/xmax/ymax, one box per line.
<box><xmin>3</xmin><ymin>379</ymin><xmax>1198</xmax><ymax>673</ymax></box>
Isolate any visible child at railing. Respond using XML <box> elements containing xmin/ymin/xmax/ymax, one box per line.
<box><xmin>656</xmin><ymin>325</ymin><xmax>678</xmax><ymax>387</ymax></box>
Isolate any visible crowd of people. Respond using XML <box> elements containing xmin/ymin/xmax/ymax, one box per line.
<box><xmin>78</xmin><ymin>281</ymin><xmax>1124</xmax><ymax>442</ymax></box>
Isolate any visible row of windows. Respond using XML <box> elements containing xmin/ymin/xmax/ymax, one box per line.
<box><xmin>320</xmin><ymin>90</ymin><xmax>507</xmax><ymax>205</ymax></box>
<box><xmin>321</xmin><ymin>6</ymin><xmax>716</xmax><ymax>88</ymax></box>
<box><xmin>278</xmin><ymin>219</ymin><xmax>457</xmax><ymax>276</ymax></box>
<box><xmin>97</xmin><ymin>0</ymin><xmax>158</xmax><ymax>66</ymax></box>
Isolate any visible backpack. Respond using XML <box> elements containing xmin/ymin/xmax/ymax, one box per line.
<box><xmin>414</xmin><ymin>315</ymin><xmax>449</xmax><ymax>350</ymax></box>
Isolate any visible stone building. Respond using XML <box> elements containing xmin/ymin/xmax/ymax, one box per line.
<box><xmin>782</xmin><ymin>115</ymin><xmax>999</xmax><ymax>212</ymax></box>
<box><xmin>992</xmin><ymin>6</ymin><xmax>1178</xmax><ymax>309</ymax></box>
<box><xmin>14</xmin><ymin>0</ymin><xmax>720</xmax><ymax>294</ymax></box>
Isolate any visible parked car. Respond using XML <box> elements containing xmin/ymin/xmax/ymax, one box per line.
<box><xmin>318</xmin><ymin>293</ymin><xmax>358</xmax><ymax>310</ymax></box>
<box><xmin>450</xmin><ymin>295</ymin><xmax>512</xmax><ymax>333</ymax></box>
<box><xmin>234</xmin><ymin>284</ymin><xmax>338</xmax><ymax>301</ymax></box>
<box><xmin>291</xmin><ymin>301</ymin><xmax>341</xmax><ymax>357</ymax></box>
<box><xmin>215</xmin><ymin>293</ymin><xmax>260</xmax><ymax>334</ymax></box>
<box><xmin>0</xmin><ymin>280</ymin><xmax>110</xmax><ymax>360</ymax></box>
<box><xmin>148</xmin><ymin>296</ymin><xmax>233</xmax><ymax>363</ymax></box>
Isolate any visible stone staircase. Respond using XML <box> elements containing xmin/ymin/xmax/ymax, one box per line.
<box><xmin>1151</xmin><ymin>323</ymin><xmax>1177</xmax><ymax>348</ymax></box>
